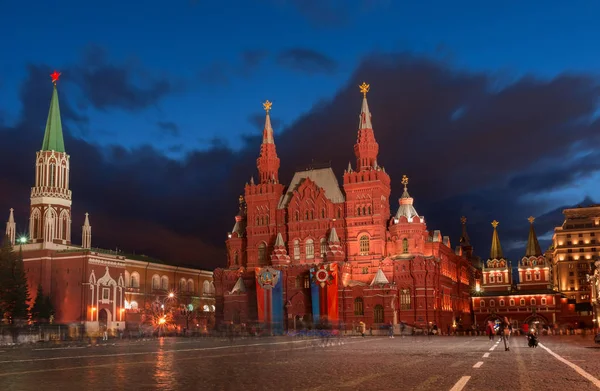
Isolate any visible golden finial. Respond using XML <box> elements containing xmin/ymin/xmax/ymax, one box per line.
<box><xmin>528</xmin><ymin>216</ymin><xmax>535</xmax><ymax>224</ymax></box>
<box><xmin>401</xmin><ymin>175</ymin><xmax>409</xmax><ymax>188</ymax></box>
<box><xmin>491</xmin><ymin>220</ymin><xmax>499</xmax><ymax>228</ymax></box>
<box><xmin>263</xmin><ymin>100</ymin><xmax>272</xmax><ymax>113</ymax></box>
<box><xmin>359</xmin><ymin>82</ymin><xmax>370</xmax><ymax>98</ymax></box>
<box><xmin>461</xmin><ymin>216</ymin><xmax>467</xmax><ymax>224</ymax></box>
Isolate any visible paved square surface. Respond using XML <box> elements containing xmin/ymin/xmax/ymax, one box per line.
<box><xmin>0</xmin><ymin>335</ymin><xmax>599</xmax><ymax>390</ymax></box>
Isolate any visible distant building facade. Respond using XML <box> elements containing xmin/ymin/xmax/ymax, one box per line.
<box><xmin>214</xmin><ymin>85</ymin><xmax>475</xmax><ymax>333</ymax></box>
<box><xmin>472</xmin><ymin>218</ymin><xmax>583</xmax><ymax>330</ymax></box>
<box><xmin>550</xmin><ymin>205</ymin><xmax>600</xmax><ymax>304</ymax></box>
<box><xmin>3</xmin><ymin>74</ymin><xmax>214</xmax><ymax>335</ymax></box>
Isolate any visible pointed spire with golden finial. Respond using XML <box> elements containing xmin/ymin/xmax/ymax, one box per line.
<box><xmin>460</xmin><ymin>216</ymin><xmax>471</xmax><ymax>246</ymax></box>
<box><xmin>395</xmin><ymin>175</ymin><xmax>419</xmax><ymax>221</ymax></box>
<box><xmin>490</xmin><ymin>220</ymin><xmax>504</xmax><ymax>259</ymax></box>
<box><xmin>358</xmin><ymin>82</ymin><xmax>373</xmax><ymax>129</ymax></box>
<box><xmin>525</xmin><ymin>216</ymin><xmax>542</xmax><ymax>257</ymax></box>
<box><xmin>262</xmin><ymin>100</ymin><xmax>274</xmax><ymax>144</ymax></box>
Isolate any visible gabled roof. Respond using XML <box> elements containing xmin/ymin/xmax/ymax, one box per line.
<box><xmin>277</xmin><ymin>167</ymin><xmax>345</xmax><ymax>209</ymax></box>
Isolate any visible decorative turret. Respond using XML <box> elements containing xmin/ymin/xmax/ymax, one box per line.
<box><xmin>5</xmin><ymin>208</ymin><xmax>15</xmax><ymax>246</ymax></box>
<box><xmin>256</xmin><ymin>100</ymin><xmax>280</xmax><ymax>184</ymax></box>
<box><xmin>354</xmin><ymin>82</ymin><xmax>379</xmax><ymax>171</ymax></box>
<box><xmin>82</xmin><ymin>213</ymin><xmax>91</xmax><ymax>249</ymax></box>
<box><xmin>271</xmin><ymin>232</ymin><xmax>290</xmax><ymax>266</ymax></box>
<box><xmin>231</xmin><ymin>195</ymin><xmax>247</xmax><ymax>238</ymax></box>
<box><xmin>459</xmin><ymin>216</ymin><xmax>473</xmax><ymax>259</ymax></box>
<box><xmin>326</xmin><ymin>227</ymin><xmax>344</xmax><ymax>261</ymax></box>
<box><xmin>394</xmin><ymin>175</ymin><xmax>421</xmax><ymax>223</ymax></box>
<box><xmin>490</xmin><ymin>220</ymin><xmax>503</xmax><ymax>260</ymax></box>
<box><xmin>525</xmin><ymin>216</ymin><xmax>542</xmax><ymax>257</ymax></box>
<box><xmin>29</xmin><ymin>71</ymin><xmax>72</xmax><ymax>246</ymax></box>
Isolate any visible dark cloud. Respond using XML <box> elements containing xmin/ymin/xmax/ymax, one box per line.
<box><xmin>241</xmin><ymin>50</ymin><xmax>269</xmax><ymax>70</ymax></box>
<box><xmin>157</xmin><ymin>121</ymin><xmax>180</xmax><ymax>137</ymax></box>
<box><xmin>277</xmin><ymin>48</ymin><xmax>337</xmax><ymax>74</ymax></box>
<box><xmin>67</xmin><ymin>45</ymin><xmax>181</xmax><ymax>111</ymax></box>
<box><xmin>3</xmin><ymin>52</ymin><xmax>600</xmax><ymax>269</ymax></box>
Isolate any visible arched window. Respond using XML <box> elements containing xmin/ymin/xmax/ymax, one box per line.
<box><xmin>497</xmin><ymin>274</ymin><xmax>503</xmax><ymax>283</ymax></box>
<box><xmin>179</xmin><ymin>278</ymin><xmax>187</xmax><ymax>292</ymax></box>
<box><xmin>368</xmin><ymin>206</ymin><xmax>371</xmax><ymax>215</ymax></box>
<box><xmin>509</xmin><ymin>299</ymin><xmax>515</xmax><ymax>306</ymax></box>
<box><xmin>124</xmin><ymin>271</ymin><xmax>130</xmax><ymax>287</ymax></box>
<box><xmin>161</xmin><ymin>276</ymin><xmax>169</xmax><ymax>290</ymax></box>
<box><xmin>357</xmin><ymin>207</ymin><xmax>361</xmax><ymax>216</ymax></box>
<box><xmin>400</xmin><ymin>290</ymin><xmax>411</xmax><ymax>309</ymax></box>
<box><xmin>530</xmin><ymin>298</ymin><xmax>536</xmax><ymax>305</ymax></box>
<box><xmin>260</xmin><ymin>216</ymin><xmax>264</xmax><ymax>226</ymax></box>
<box><xmin>321</xmin><ymin>209</ymin><xmax>325</xmax><ymax>219</ymax></box>
<box><xmin>303</xmin><ymin>275</ymin><xmax>310</xmax><ymax>288</ymax></box>
<box><xmin>295</xmin><ymin>275</ymin><xmax>302</xmax><ymax>288</ymax></box>
<box><xmin>480</xmin><ymin>300</ymin><xmax>485</xmax><ymax>307</ymax></box>
<box><xmin>187</xmin><ymin>279</ymin><xmax>194</xmax><ymax>294</ymax></box>
<box><xmin>534</xmin><ymin>271</ymin><xmax>541</xmax><ymax>281</ymax></box>
<box><xmin>489</xmin><ymin>299</ymin><xmax>495</xmax><ymax>307</ymax></box>
<box><xmin>203</xmin><ymin>280</ymin><xmax>210</xmax><ymax>295</ymax></box>
<box><xmin>293</xmin><ymin>240</ymin><xmax>300</xmax><ymax>260</ymax></box>
<box><xmin>526</xmin><ymin>272</ymin><xmax>532</xmax><ymax>281</ymax></box>
<box><xmin>541</xmin><ymin>298</ymin><xmax>547</xmax><ymax>305</ymax></box>
<box><xmin>266</xmin><ymin>215</ymin><xmax>269</xmax><ymax>225</ymax></box>
<box><xmin>305</xmin><ymin>211</ymin><xmax>309</xmax><ymax>220</ymax></box>
<box><xmin>233</xmin><ymin>251</ymin><xmax>239</xmax><ymax>266</ymax></box>
<box><xmin>310</xmin><ymin>210</ymin><xmax>314</xmax><ymax>220</ymax></box>
<box><xmin>337</xmin><ymin>209</ymin><xmax>341</xmax><ymax>218</ymax></box>
<box><xmin>359</xmin><ymin>235</ymin><xmax>370</xmax><ymax>255</ymax></box>
<box><xmin>256</xmin><ymin>216</ymin><xmax>260</xmax><ymax>225</ymax></box>
<box><xmin>305</xmin><ymin>239</ymin><xmax>314</xmax><ymax>260</ymax></box>
<box><xmin>295</xmin><ymin>211</ymin><xmax>299</xmax><ymax>221</ymax></box>
<box><xmin>499</xmin><ymin>299</ymin><xmax>505</xmax><ymax>307</ymax></box>
<box><xmin>402</xmin><ymin>238</ymin><xmax>409</xmax><ymax>253</ymax></box>
<box><xmin>49</xmin><ymin>162</ymin><xmax>56</xmax><ymax>186</ymax></box>
<box><xmin>362</xmin><ymin>207</ymin><xmax>366</xmax><ymax>216</ymax></box>
<box><xmin>152</xmin><ymin>275</ymin><xmax>160</xmax><ymax>290</ymax></box>
<box><xmin>320</xmin><ymin>238</ymin><xmax>327</xmax><ymax>257</ymax></box>
<box><xmin>374</xmin><ymin>304</ymin><xmax>384</xmax><ymax>323</ymax></box>
<box><xmin>131</xmin><ymin>272</ymin><xmax>140</xmax><ymax>288</ymax></box>
<box><xmin>258</xmin><ymin>242</ymin><xmax>267</xmax><ymax>265</ymax></box>
<box><xmin>354</xmin><ymin>297</ymin><xmax>364</xmax><ymax>315</ymax></box>
<box><xmin>489</xmin><ymin>275</ymin><xmax>495</xmax><ymax>283</ymax></box>
<box><xmin>520</xmin><ymin>298</ymin><xmax>525</xmax><ymax>306</ymax></box>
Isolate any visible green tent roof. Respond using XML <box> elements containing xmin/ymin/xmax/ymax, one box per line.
<box><xmin>41</xmin><ymin>84</ymin><xmax>65</xmax><ymax>153</ymax></box>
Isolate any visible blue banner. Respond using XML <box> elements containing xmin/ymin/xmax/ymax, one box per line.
<box><xmin>310</xmin><ymin>267</ymin><xmax>320</xmax><ymax>323</ymax></box>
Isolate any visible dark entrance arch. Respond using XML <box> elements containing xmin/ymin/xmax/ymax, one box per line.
<box><xmin>99</xmin><ymin>309</ymin><xmax>108</xmax><ymax>331</ymax></box>
<box><xmin>524</xmin><ymin>314</ymin><xmax>549</xmax><ymax>329</ymax></box>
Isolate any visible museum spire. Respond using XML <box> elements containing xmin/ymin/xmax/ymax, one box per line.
<box><xmin>256</xmin><ymin>100</ymin><xmax>280</xmax><ymax>184</ymax></box>
<box><xmin>354</xmin><ymin>82</ymin><xmax>379</xmax><ymax>171</ymax></box>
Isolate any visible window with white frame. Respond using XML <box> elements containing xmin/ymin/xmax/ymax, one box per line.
<box><xmin>509</xmin><ymin>299</ymin><xmax>515</xmax><ymax>306</ymax></box>
<box><xmin>320</xmin><ymin>238</ymin><xmax>327</xmax><ymax>257</ymax></box>
<box><xmin>305</xmin><ymin>239</ymin><xmax>314</xmax><ymax>260</ymax></box>
<box><xmin>520</xmin><ymin>298</ymin><xmax>525</xmax><ymax>306</ymax></box>
<box><xmin>489</xmin><ymin>274</ymin><xmax>495</xmax><ymax>283</ymax></box>
<box><xmin>489</xmin><ymin>299</ymin><xmax>495</xmax><ymax>307</ymax></box>
<box><xmin>293</xmin><ymin>240</ymin><xmax>300</xmax><ymax>260</ymax></box>
<box><xmin>526</xmin><ymin>272</ymin><xmax>532</xmax><ymax>281</ymax></box>
<box><xmin>499</xmin><ymin>299</ymin><xmax>505</xmax><ymax>307</ymax></box>
<box><xmin>541</xmin><ymin>298</ymin><xmax>547</xmax><ymax>305</ymax></box>
<box><xmin>152</xmin><ymin>274</ymin><xmax>160</xmax><ymax>290</ymax></box>
<box><xmin>530</xmin><ymin>298</ymin><xmax>536</xmax><ymax>305</ymax></box>
<box><xmin>534</xmin><ymin>271</ymin><xmax>541</xmax><ymax>281</ymax></box>
<box><xmin>161</xmin><ymin>276</ymin><xmax>169</xmax><ymax>290</ymax></box>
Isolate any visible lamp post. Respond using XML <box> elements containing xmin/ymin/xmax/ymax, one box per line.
<box><xmin>158</xmin><ymin>292</ymin><xmax>175</xmax><ymax>337</ymax></box>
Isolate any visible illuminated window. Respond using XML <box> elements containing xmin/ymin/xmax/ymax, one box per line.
<box><xmin>131</xmin><ymin>272</ymin><xmax>140</xmax><ymax>288</ymax></box>
<box><xmin>489</xmin><ymin>275</ymin><xmax>495</xmax><ymax>283</ymax></box>
<box><xmin>499</xmin><ymin>299</ymin><xmax>505</xmax><ymax>307</ymax></box>
<box><xmin>258</xmin><ymin>242</ymin><xmax>267</xmax><ymax>265</ymax></box>
<box><xmin>293</xmin><ymin>240</ymin><xmax>300</xmax><ymax>260</ymax></box>
<box><xmin>530</xmin><ymin>298</ymin><xmax>536</xmax><ymax>305</ymax></box>
<box><xmin>161</xmin><ymin>276</ymin><xmax>169</xmax><ymax>290</ymax></box>
<box><xmin>402</xmin><ymin>238</ymin><xmax>409</xmax><ymax>253</ymax></box>
<box><xmin>359</xmin><ymin>235</ymin><xmax>370</xmax><ymax>255</ymax></box>
<box><xmin>320</xmin><ymin>238</ymin><xmax>327</xmax><ymax>257</ymax></box>
<box><xmin>152</xmin><ymin>275</ymin><xmax>160</xmax><ymax>290</ymax></box>
<box><xmin>400</xmin><ymin>290</ymin><xmax>411</xmax><ymax>310</ymax></box>
<box><xmin>541</xmin><ymin>298</ymin><xmax>547</xmax><ymax>305</ymax></box>
<box><xmin>354</xmin><ymin>297</ymin><xmax>364</xmax><ymax>315</ymax></box>
<box><xmin>304</xmin><ymin>275</ymin><xmax>310</xmax><ymax>289</ymax></box>
<box><xmin>187</xmin><ymin>279</ymin><xmax>194</xmax><ymax>293</ymax></box>
<box><xmin>534</xmin><ymin>271</ymin><xmax>541</xmax><ymax>281</ymax></box>
<box><xmin>373</xmin><ymin>305</ymin><xmax>384</xmax><ymax>323</ymax></box>
<box><xmin>179</xmin><ymin>278</ymin><xmax>187</xmax><ymax>292</ymax></box>
<box><xmin>509</xmin><ymin>299</ymin><xmax>515</xmax><ymax>306</ymax></box>
<box><xmin>305</xmin><ymin>239</ymin><xmax>314</xmax><ymax>259</ymax></box>
<box><xmin>520</xmin><ymin>298</ymin><xmax>525</xmax><ymax>306</ymax></box>
<box><xmin>497</xmin><ymin>274</ymin><xmax>503</xmax><ymax>283</ymax></box>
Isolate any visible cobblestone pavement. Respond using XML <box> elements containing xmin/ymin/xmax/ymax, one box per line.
<box><xmin>0</xmin><ymin>335</ymin><xmax>599</xmax><ymax>390</ymax></box>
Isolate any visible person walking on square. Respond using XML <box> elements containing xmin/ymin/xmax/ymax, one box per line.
<box><xmin>359</xmin><ymin>321</ymin><xmax>366</xmax><ymax>337</ymax></box>
<box><xmin>388</xmin><ymin>322</ymin><xmax>394</xmax><ymax>338</ymax></box>
<box><xmin>500</xmin><ymin>317</ymin><xmax>512</xmax><ymax>351</ymax></box>
<box><xmin>486</xmin><ymin>320</ymin><xmax>494</xmax><ymax>342</ymax></box>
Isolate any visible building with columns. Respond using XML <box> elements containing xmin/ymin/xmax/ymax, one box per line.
<box><xmin>3</xmin><ymin>72</ymin><xmax>214</xmax><ymax>335</ymax></box>
<box><xmin>472</xmin><ymin>218</ymin><xmax>582</xmax><ymax>330</ymax></box>
<box><xmin>214</xmin><ymin>83</ymin><xmax>475</xmax><ymax>333</ymax></box>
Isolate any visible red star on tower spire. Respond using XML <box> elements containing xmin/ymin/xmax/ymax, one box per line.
<box><xmin>50</xmin><ymin>70</ymin><xmax>61</xmax><ymax>84</ymax></box>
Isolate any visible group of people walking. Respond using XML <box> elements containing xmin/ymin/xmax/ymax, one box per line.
<box><xmin>486</xmin><ymin>317</ymin><xmax>539</xmax><ymax>351</ymax></box>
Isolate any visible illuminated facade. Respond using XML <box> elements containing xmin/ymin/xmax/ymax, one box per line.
<box><xmin>472</xmin><ymin>218</ymin><xmax>580</xmax><ymax>329</ymax></box>
<box><xmin>3</xmin><ymin>73</ymin><xmax>214</xmax><ymax>335</ymax></box>
<box><xmin>214</xmin><ymin>84</ymin><xmax>474</xmax><ymax>333</ymax></box>
<box><xmin>550</xmin><ymin>205</ymin><xmax>600</xmax><ymax>304</ymax></box>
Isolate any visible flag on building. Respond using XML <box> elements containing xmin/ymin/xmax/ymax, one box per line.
<box><xmin>310</xmin><ymin>263</ymin><xmax>339</xmax><ymax>324</ymax></box>
<box><xmin>255</xmin><ymin>267</ymin><xmax>284</xmax><ymax>333</ymax></box>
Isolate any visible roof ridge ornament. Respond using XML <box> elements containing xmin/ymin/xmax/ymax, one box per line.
<box><xmin>359</xmin><ymin>82</ymin><xmax>370</xmax><ymax>98</ymax></box>
<box><xmin>401</xmin><ymin>175</ymin><xmax>409</xmax><ymax>191</ymax></box>
<box><xmin>263</xmin><ymin>100</ymin><xmax>272</xmax><ymax>113</ymax></box>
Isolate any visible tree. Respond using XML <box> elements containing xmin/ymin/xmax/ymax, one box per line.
<box><xmin>0</xmin><ymin>236</ymin><xmax>30</xmax><ymax>324</ymax></box>
<box><xmin>31</xmin><ymin>285</ymin><xmax>53</xmax><ymax>323</ymax></box>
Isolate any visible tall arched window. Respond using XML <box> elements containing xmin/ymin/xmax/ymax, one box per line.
<box><xmin>400</xmin><ymin>289</ymin><xmax>411</xmax><ymax>309</ymax></box>
<box><xmin>368</xmin><ymin>206</ymin><xmax>371</xmax><ymax>215</ymax></box>
<box><xmin>187</xmin><ymin>279</ymin><xmax>194</xmax><ymax>293</ymax></box>
<box><xmin>161</xmin><ymin>276</ymin><xmax>169</xmax><ymax>290</ymax></box>
<box><xmin>354</xmin><ymin>297</ymin><xmax>364</xmax><ymax>315</ymax></box>
<box><xmin>359</xmin><ymin>235</ymin><xmax>370</xmax><ymax>255</ymax></box>
<box><xmin>124</xmin><ymin>271</ymin><xmax>130</xmax><ymax>288</ymax></box>
<box><xmin>258</xmin><ymin>242</ymin><xmax>267</xmax><ymax>265</ymax></box>
<box><xmin>233</xmin><ymin>251</ymin><xmax>239</xmax><ymax>266</ymax></box>
<box><xmin>402</xmin><ymin>238</ymin><xmax>409</xmax><ymax>253</ymax></box>
<box><xmin>203</xmin><ymin>280</ymin><xmax>210</xmax><ymax>295</ymax></box>
<box><xmin>152</xmin><ymin>275</ymin><xmax>160</xmax><ymax>290</ymax></box>
<box><xmin>131</xmin><ymin>272</ymin><xmax>140</xmax><ymax>288</ymax></box>
<box><xmin>49</xmin><ymin>162</ymin><xmax>56</xmax><ymax>186</ymax></box>
<box><xmin>305</xmin><ymin>239</ymin><xmax>314</xmax><ymax>260</ymax></box>
<box><xmin>357</xmin><ymin>207</ymin><xmax>361</xmax><ymax>216</ymax></box>
<box><xmin>321</xmin><ymin>209</ymin><xmax>325</xmax><ymax>218</ymax></box>
<box><xmin>320</xmin><ymin>238</ymin><xmax>327</xmax><ymax>257</ymax></box>
<box><xmin>305</xmin><ymin>211</ymin><xmax>309</xmax><ymax>220</ymax></box>
<box><xmin>374</xmin><ymin>305</ymin><xmax>384</xmax><ymax>323</ymax></box>
<box><xmin>179</xmin><ymin>278</ymin><xmax>187</xmax><ymax>292</ymax></box>
<box><xmin>295</xmin><ymin>211</ymin><xmax>299</xmax><ymax>221</ymax></box>
<box><xmin>337</xmin><ymin>209</ymin><xmax>341</xmax><ymax>218</ymax></box>
<box><xmin>293</xmin><ymin>240</ymin><xmax>300</xmax><ymax>260</ymax></box>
